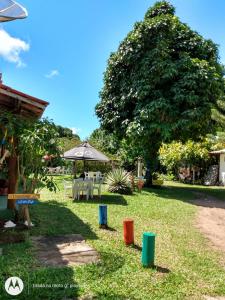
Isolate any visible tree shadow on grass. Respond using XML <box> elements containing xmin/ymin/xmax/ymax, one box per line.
<box><xmin>29</xmin><ymin>267</ymin><xmax>78</xmax><ymax>300</ymax></box>
<box><xmin>74</xmin><ymin>194</ymin><xmax>128</xmax><ymax>206</ymax></box>
<box><xmin>143</xmin><ymin>185</ymin><xmax>225</xmax><ymax>209</ymax></box>
<box><xmin>0</xmin><ymin>241</ymin><xmax>79</xmax><ymax>300</ymax></box>
<box><xmin>30</xmin><ymin>200</ymin><xmax>98</xmax><ymax>240</ymax></box>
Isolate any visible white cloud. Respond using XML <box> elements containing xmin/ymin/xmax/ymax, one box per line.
<box><xmin>45</xmin><ymin>69</ymin><xmax>59</xmax><ymax>79</ymax></box>
<box><xmin>0</xmin><ymin>28</ymin><xmax>29</xmax><ymax>67</ymax></box>
<box><xmin>71</xmin><ymin>127</ymin><xmax>81</xmax><ymax>135</ymax></box>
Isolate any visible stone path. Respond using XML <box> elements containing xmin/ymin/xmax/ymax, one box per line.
<box><xmin>31</xmin><ymin>234</ymin><xmax>99</xmax><ymax>267</ymax></box>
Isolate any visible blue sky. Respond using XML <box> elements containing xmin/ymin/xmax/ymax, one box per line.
<box><xmin>0</xmin><ymin>0</ymin><xmax>225</xmax><ymax>139</ymax></box>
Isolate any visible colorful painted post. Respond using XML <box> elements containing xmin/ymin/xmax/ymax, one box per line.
<box><xmin>141</xmin><ymin>232</ymin><xmax>156</xmax><ymax>267</ymax></box>
<box><xmin>99</xmin><ymin>205</ymin><xmax>107</xmax><ymax>228</ymax></box>
<box><xmin>123</xmin><ymin>219</ymin><xmax>134</xmax><ymax>245</ymax></box>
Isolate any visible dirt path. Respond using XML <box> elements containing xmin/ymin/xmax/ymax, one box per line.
<box><xmin>192</xmin><ymin>192</ymin><xmax>225</xmax><ymax>254</ymax></box>
<box><xmin>183</xmin><ymin>192</ymin><xmax>225</xmax><ymax>300</ymax></box>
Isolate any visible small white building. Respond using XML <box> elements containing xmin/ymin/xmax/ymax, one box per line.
<box><xmin>209</xmin><ymin>149</ymin><xmax>225</xmax><ymax>185</ymax></box>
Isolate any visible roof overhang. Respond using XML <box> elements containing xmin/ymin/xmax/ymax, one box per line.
<box><xmin>209</xmin><ymin>149</ymin><xmax>225</xmax><ymax>155</ymax></box>
<box><xmin>0</xmin><ymin>0</ymin><xmax>28</xmax><ymax>22</ymax></box>
<box><xmin>0</xmin><ymin>84</ymin><xmax>49</xmax><ymax>118</ymax></box>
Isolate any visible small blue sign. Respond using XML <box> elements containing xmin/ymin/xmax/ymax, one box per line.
<box><xmin>16</xmin><ymin>199</ymin><xmax>38</xmax><ymax>205</ymax></box>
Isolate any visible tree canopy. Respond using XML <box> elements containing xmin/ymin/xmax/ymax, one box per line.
<box><xmin>211</xmin><ymin>94</ymin><xmax>225</xmax><ymax>129</ymax></box>
<box><xmin>19</xmin><ymin>118</ymin><xmax>62</xmax><ymax>193</ymax></box>
<box><xmin>56</xmin><ymin>125</ymin><xmax>81</xmax><ymax>153</ymax></box>
<box><xmin>96</xmin><ymin>1</ymin><xmax>225</xmax><ymax>168</ymax></box>
<box><xmin>0</xmin><ymin>113</ymin><xmax>62</xmax><ymax>193</ymax></box>
<box><xmin>56</xmin><ymin>125</ymin><xmax>80</xmax><ymax>139</ymax></box>
<box><xmin>88</xmin><ymin>128</ymin><xmax>119</xmax><ymax>159</ymax></box>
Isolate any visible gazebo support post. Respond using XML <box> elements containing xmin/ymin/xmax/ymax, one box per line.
<box><xmin>83</xmin><ymin>160</ymin><xmax>86</xmax><ymax>173</ymax></box>
<box><xmin>73</xmin><ymin>160</ymin><xmax>77</xmax><ymax>178</ymax></box>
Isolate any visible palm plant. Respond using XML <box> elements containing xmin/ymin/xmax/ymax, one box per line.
<box><xmin>106</xmin><ymin>168</ymin><xmax>132</xmax><ymax>194</ymax></box>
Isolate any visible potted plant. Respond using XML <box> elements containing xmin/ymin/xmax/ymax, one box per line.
<box><xmin>137</xmin><ymin>178</ymin><xmax>145</xmax><ymax>192</ymax></box>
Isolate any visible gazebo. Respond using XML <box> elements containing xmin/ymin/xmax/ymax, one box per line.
<box><xmin>63</xmin><ymin>141</ymin><xmax>110</xmax><ymax>175</ymax></box>
<box><xmin>0</xmin><ymin>77</ymin><xmax>49</xmax><ymax>208</ymax></box>
<box><xmin>64</xmin><ymin>141</ymin><xmax>109</xmax><ymax>162</ymax></box>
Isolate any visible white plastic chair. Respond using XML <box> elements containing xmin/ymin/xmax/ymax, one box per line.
<box><xmin>73</xmin><ymin>178</ymin><xmax>83</xmax><ymax>200</ymax></box>
<box><xmin>74</xmin><ymin>179</ymin><xmax>93</xmax><ymax>200</ymax></box>
<box><xmin>63</xmin><ymin>179</ymin><xmax>73</xmax><ymax>198</ymax></box>
<box><xmin>84</xmin><ymin>179</ymin><xmax>94</xmax><ymax>199</ymax></box>
<box><xmin>92</xmin><ymin>180</ymin><xmax>102</xmax><ymax>198</ymax></box>
<box><xmin>85</xmin><ymin>171</ymin><xmax>102</xmax><ymax>182</ymax></box>
<box><xmin>95</xmin><ymin>171</ymin><xmax>101</xmax><ymax>179</ymax></box>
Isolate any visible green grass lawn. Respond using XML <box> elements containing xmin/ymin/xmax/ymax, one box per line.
<box><xmin>0</xmin><ymin>178</ymin><xmax>225</xmax><ymax>300</ymax></box>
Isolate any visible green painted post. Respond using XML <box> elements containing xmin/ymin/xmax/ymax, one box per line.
<box><xmin>141</xmin><ymin>232</ymin><xmax>156</xmax><ymax>267</ymax></box>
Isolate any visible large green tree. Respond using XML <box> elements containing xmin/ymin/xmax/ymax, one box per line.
<box><xmin>88</xmin><ymin>128</ymin><xmax>119</xmax><ymax>158</ymax></box>
<box><xmin>96</xmin><ymin>1</ymin><xmax>225</xmax><ymax>184</ymax></box>
<box><xmin>211</xmin><ymin>95</ymin><xmax>225</xmax><ymax>129</ymax></box>
<box><xmin>56</xmin><ymin>125</ymin><xmax>81</xmax><ymax>153</ymax></box>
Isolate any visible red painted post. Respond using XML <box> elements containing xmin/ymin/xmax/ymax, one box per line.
<box><xmin>123</xmin><ymin>219</ymin><xmax>134</xmax><ymax>245</ymax></box>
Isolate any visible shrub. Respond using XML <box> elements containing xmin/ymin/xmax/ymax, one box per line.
<box><xmin>152</xmin><ymin>172</ymin><xmax>174</xmax><ymax>181</ymax></box>
<box><xmin>106</xmin><ymin>169</ymin><xmax>132</xmax><ymax>195</ymax></box>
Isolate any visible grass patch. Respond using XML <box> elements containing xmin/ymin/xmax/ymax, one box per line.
<box><xmin>166</xmin><ymin>180</ymin><xmax>225</xmax><ymax>200</ymax></box>
<box><xmin>0</xmin><ymin>178</ymin><xmax>224</xmax><ymax>299</ymax></box>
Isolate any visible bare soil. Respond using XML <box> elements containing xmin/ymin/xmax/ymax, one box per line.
<box><xmin>192</xmin><ymin>192</ymin><xmax>225</xmax><ymax>254</ymax></box>
<box><xmin>0</xmin><ymin>232</ymin><xmax>25</xmax><ymax>244</ymax></box>
<box><xmin>204</xmin><ymin>296</ymin><xmax>225</xmax><ymax>300</ymax></box>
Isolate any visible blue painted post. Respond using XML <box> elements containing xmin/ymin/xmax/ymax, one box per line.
<box><xmin>99</xmin><ymin>205</ymin><xmax>107</xmax><ymax>228</ymax></box>
<box><xmin>141</xmin><ymin>232</ymin><xmax>156</xmax><ymax>267</ymax></box>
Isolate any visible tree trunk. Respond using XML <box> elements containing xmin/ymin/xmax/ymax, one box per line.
<box><xmin>8</xmin><ymin>155</ymin><xmax>18</xmax><ymax>209</ymax></box>
<box><xmin>144</xmin><ymin>161</ymin><xmax>152</xmax><ymax>186</ymax></box>
<box><xmin>144</xmin><ymin>147</ymin><xmax>159</xmax><ymax>187</ymax></box>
